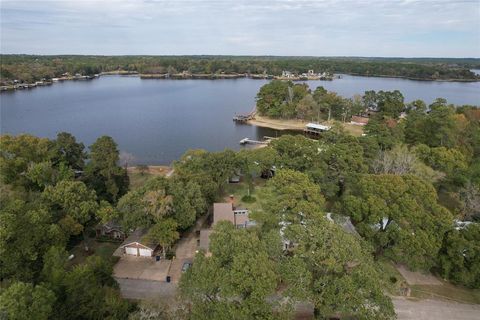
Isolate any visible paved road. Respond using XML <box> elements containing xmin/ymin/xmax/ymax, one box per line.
<box><xmin>393</xmin><ymin>297</ymin><xmax>480</xmax><ymax>320</ymax></box>
<box><xmin>116</xmin><ymin>278</ymin><xmax>177</xmax><ymax>300</ymax></box>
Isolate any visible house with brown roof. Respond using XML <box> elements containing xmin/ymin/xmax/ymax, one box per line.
<box><xmin>96</xmin><ymin>220</ymin><xmax>125</xmax><ymax>241</ymax></box>
<box><xmin>350</xmin><ymin>116</ymin><xmax>370</xmax><ymax>126</ymax></box>
<box><xmin>213</xmin><ymin>202</ymin><xmax>253</xmax><ymax>229</ymax></box>
<box><xmin>199</xmin><ymin>201</ymin><xmax>255</xmax><ymax>254</ymax></box>
<box><xmin>114</xmin><ymin>228</ymin><xmax>158</xmax><ymax>257</ymax></box>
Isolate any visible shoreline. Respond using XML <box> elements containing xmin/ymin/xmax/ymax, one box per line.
<box><xmin>246</xmin><ymin>115</ymin><xmax>365</xmax><ymax>137</ymax></box>
<box><xmin>246</xmin><ymin>115</ymin><xmax>307</xmax><ymax>131</ymax></box>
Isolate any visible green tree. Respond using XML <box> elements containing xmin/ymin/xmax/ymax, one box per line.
<box><xmin>424</xmin><ymin>103</ymin><xmax>458</xmax><ymax>148</ymax></box>
<box><xmin>342</xmin><ymin>174</ymin><xmax>452</xmax><ymax>270</ymax></box>
<box><xmin>296</xmin><ymin>94</ymin><xmax>317</xmax><ymax>120</ymax></box>
<box><xmin>258</xmin><ymin>169</ymin><xmax>325</xmax><ymax>232</ymax></box>
<box><xmin>63</xmin><ymin>256</ymin><xmax>130</xmax><ymax>320</ymax></box>
<box><xmin>376</xmin><ymin>90</ymin><xmax>405</xmax><ymax>118</ymax></box>
<box><xmin>145</xmin><ymin>218</ymin><xmax>179</xmax><ymax>258</ymax></box>
<box><xmin>437</xmin><ymin>224</ymin><xmax>480</xmax><ymax>288</ymax></box>
<box><xmin>0</xmin><ymin>134</ymin><xmax>52</xmax><ymax>188</ymax></box>
<box><xmin>85</xmin><ymin>136</ymin><xmax>129</xmax><ymax>203</ymax></box>
<box><xmin>180</xmin><ymin>222</ymin><xmax>280</xmax><ymax>319</ymax></box>
<box><xmin>25</xmin><ymin>161</ymin><xmax>74</xmax><ymax>190</ymax></box>
<box><xmin>256</xmin><ymin>80</ymin><xmax>290</xmax><ymax>118</ymax></box>
<box><xmin>315</xmin><ymin>133</ymin><xmax>367</xmax><ymax>198</ymax></box>
<box><xmin>50</xmin><ymin>132</ymin><xmax>86</xmax><ymax>170</ymax></box>
<box><xmin>270</xmin><ymin>135</ymin><xmax>322</xmax><ymax>172</ymax></box>
<box><xmin>281</xmin><ymin>222</ymin><xmax>395</xmax><ymax>319</ymax></box>
<box><xmin>364</xmin><ymin>115</ymin><xmax>405</xmax><ymax>150</ymax></box>
<box><xmin>0</xmin><ymin>199</ymin><xmax>64</xmax><ymax>281</ymax></box>
<box><xmin>43</xmin><ymin>180</ymin><xmax>98</xmax><ymax>228</ymax></box>
<box><xmin>170</xmin><ymin>179</ymin><xmax>206</xmax><ymax>229</ymax></box>
<box><xmin>0</xmin><ymin>282</ymin><xmax>56</xmax><ymax>320</ymax></box>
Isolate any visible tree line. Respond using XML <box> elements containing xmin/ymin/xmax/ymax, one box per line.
<box><xmin>1</xmin><ymin>55</ymin><xmax>479</xmax><ymax>84</ymax></box>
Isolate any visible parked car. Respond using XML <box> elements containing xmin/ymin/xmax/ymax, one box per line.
<box><xmin>182</xmin><ymin>262</ymin><xmax>192</xmax><ymax>272</ymax></box>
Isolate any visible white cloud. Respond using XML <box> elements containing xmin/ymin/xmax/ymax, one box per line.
<box><xmin>1</xmin><ymin>0</ymin><xmax>478</xmax><ymax>56</ymax></box>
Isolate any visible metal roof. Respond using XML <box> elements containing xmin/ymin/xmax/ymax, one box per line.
<box><xmin>306</xmin><ymin>123</ymin><xmax>331</xmax><ymax>131</ymax></box>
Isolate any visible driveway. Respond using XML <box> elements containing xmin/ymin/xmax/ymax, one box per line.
<box><xmin>116</xmin><ymin>278</ymin><xmax>177</xmax><ymax>300</ymax></box>
<box><xmin>167</xmin><ymin>213</ymin><xmax>209</xmax><ymax>283</ymax></box>
<box><xmin>393</xmin><ymin>297</ymin><xmax>480</xmax><ymax>320</ymax></box>
<box><xmin>114</xmin><ymin>255</ymin><xmax>171</xmax><ymax>281</ymax></box>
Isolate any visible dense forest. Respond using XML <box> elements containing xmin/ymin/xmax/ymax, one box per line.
<box><xmin>1</xmin><ymin>55</ymin><xmax>479</xmax><ymax>84</ymax></box>
<box><xmin>1</xmin><ymin>88</ymin><xmax>479</xmax><ymax>318</ymax></box>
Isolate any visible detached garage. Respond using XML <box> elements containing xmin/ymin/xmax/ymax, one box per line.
<box><xmin>117</xmin><ymin>228</ymin><xmax>157</xmax><ymax>257</ymax></box>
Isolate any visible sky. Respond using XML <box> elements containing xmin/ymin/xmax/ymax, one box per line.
<box><xmin>1</xmin><ymin>0</ymin><xmax>479</xmax><ymax>57</ymax></box>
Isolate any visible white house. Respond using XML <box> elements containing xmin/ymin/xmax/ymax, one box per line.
<box><xmin>116</xmin><ymin>228</ymin><xmax>157</xmax><ymax>257</ymax></box>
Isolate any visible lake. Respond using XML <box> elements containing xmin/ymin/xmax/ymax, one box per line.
<box><xmin>1</xmin><ymin>75</ymin><xmax>479</xmax><ymax>165</ymax></box>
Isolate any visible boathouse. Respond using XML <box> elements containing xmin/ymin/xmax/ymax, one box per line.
<box><xmin>304</xmin><ymin>123</ymin><xmax>331</xmax><ymax>135</ymax></box>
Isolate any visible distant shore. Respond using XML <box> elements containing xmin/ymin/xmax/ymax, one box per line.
<box><xmin>3</xmin><ymin>71</ymin><xmax>478</xmax><ymax>92</ymax></box>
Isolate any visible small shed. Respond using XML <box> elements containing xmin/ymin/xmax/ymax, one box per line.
<box><xmin>117</xmin><ymin>228</ymin><xmax>157</xmax><ymax>257</ymax></box>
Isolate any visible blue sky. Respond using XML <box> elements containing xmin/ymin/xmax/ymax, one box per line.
<box><xmin>1</xmin><ymin>0</ymin><xmax>479</xmax><ymax>57</ymax></box>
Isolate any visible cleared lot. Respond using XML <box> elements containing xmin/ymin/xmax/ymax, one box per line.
<box><xmin>113</xmin><ymin>255</ymin><xmax>171</xmax><ymax>281</ymax></box>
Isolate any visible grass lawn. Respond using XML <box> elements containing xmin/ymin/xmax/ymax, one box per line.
<box><xmin>127</xmin><ymin>165</ymin><xmax>171</xmax><ymax>190</ymax></box>
<box><xmin>68</xmin><ymin>240</ymin><xmax>120</xmax><ymax>267</ymax></box>
<box><xmin>410</xmin><ymin>283</ymin><xmax>480</xmax><ymax>304</ymax></box>
<box><xmin>377</xmin><ymin>258</ymin><xmax>408</xmax><ymax>295</ymax></box>
<box><xmin>222</xmin><ymin>178</ymin><xmax>266</xmax><ymax>212</ymax></box>
<box><xmin>341</xmin><ymin>122</ymin><xmax>364</xmax><ymax>137</ymax></box>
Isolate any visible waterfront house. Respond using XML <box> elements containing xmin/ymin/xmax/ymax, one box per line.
<box><xmin>213</xmin><ymin>201</ymin><xmax>253</xmax><ymax>228</ymax></box>
<box><xmin>281</xmin><ymin>70</ymin><xmax>294</xmax><ymax>78</ymax></box>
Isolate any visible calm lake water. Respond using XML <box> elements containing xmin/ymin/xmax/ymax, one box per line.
<box><xmin>1</xmin><ymin>75</ymin><xmax>479</xmax><ymax>165</ymax></box>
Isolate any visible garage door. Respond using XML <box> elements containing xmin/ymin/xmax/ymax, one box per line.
<box><xmin>139</xmin><ymin>248</ymin><xmax>152</xmax><ymax>257</ymax></box>
<box><xmin>125</xmin><ymin>247</ymin><xmax>138</xmax><ymax>256</ymax></box>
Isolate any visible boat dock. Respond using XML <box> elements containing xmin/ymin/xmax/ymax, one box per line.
<box><xmin>239</xmin><ymin>136</ymin><xmax>277</xmax><ymax>145</ymax></box>
<box><xmin>233</xmin><ymin>108</ymin><xmax>256</xmax><ymax>122</ymax></box>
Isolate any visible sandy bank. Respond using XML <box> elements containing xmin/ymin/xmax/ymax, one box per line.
<box><xmin>247</xmin><ymin>115</ymin><xmax>364</xmax><ymax>137</ymax></box>
<box><xmin>247</xmin><ymin>115</ymin><xmax>306</xmax><ymax>131</ymax></box>
<box><xmin>127</xmin><ymin>165</ymin><xmax>171</xmax><ymax>176</ymax></box>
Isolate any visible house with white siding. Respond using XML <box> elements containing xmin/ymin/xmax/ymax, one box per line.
<box><xmin>114</xmin><ymin>228</ymin><xmax>158</xmax><ymax>257</ymax></box>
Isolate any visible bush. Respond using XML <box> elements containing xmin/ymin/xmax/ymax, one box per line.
<box><xmin>241</xmin><ymin>195</ymin><xmax>256</xmax><ymax>203</ymax></box>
